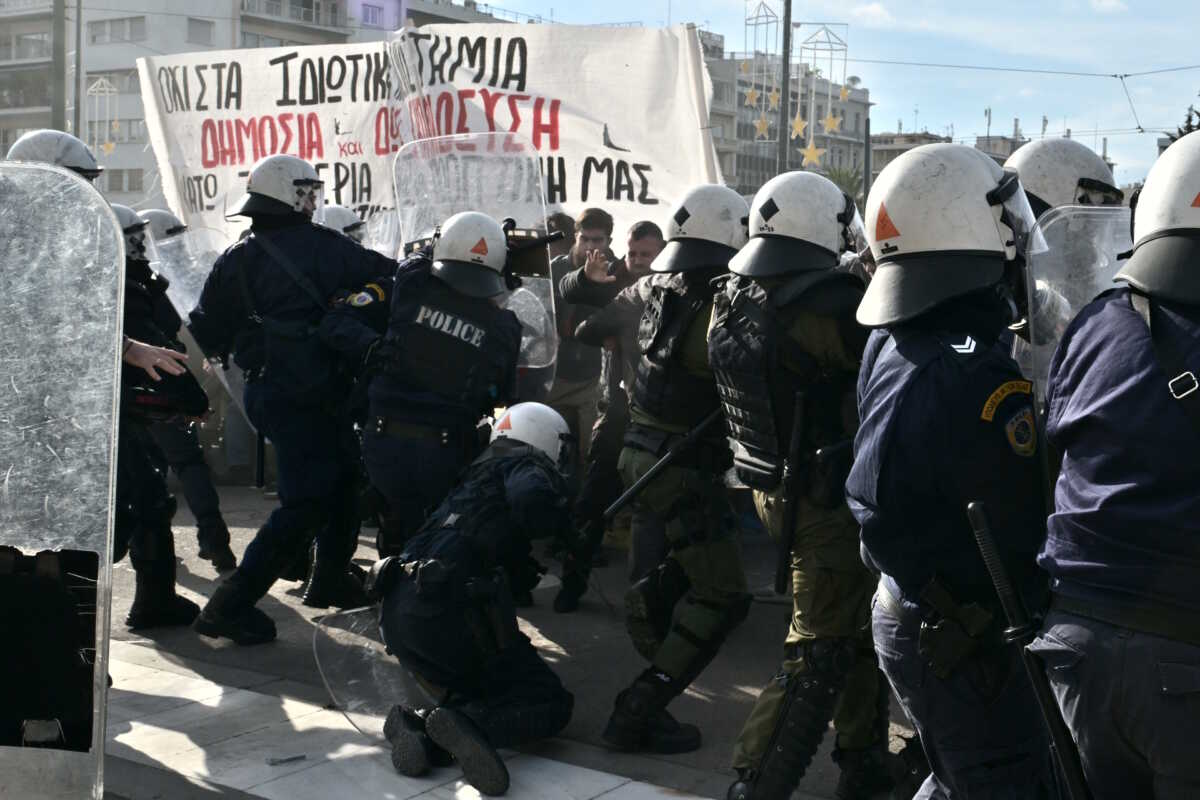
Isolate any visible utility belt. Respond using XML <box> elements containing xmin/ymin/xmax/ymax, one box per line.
<box><xmin>1052</xmin><ymin>592</ymin><xmax>1200</xmax><ymax>648</ymax></box>
<box><xmin>388</xmin><ymin>559</ymin><xmax>518</xmax><ymax>655</ymax></box>
<box><xmin>623</xmin><ymin>423</ymin><xmax>730</xmax><ymax>473</ymax></box>
<box><xmin>877</xmin><ymin>577</ymin><xmax>1002</xmax><ymax>680</ymax></box>
<box><xmin>370</xmin><ymin>416</ymin><xmax>488</xmax><ymax>455</ymax></box>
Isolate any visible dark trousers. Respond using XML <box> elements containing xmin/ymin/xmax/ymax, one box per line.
<box><xmin>362</xmin><ymin>429</ymin><xmax>467</xmax><ymax>555</ymax></box>
<box><xmin>872</xmin><ymin>589</ymin><xmax>1058</xmax><ymax>800</ymax></box>
<box><xmin>238</xmin><ymin>382</ymin><xmax>360</xmax><ymax>598</ymax></box>
<box><xmin>1031</xmin><ymin>609</ymin><xmax>1200</xmax><ymax>799</ymax></box>
<box><xmin>114</xmin><ymin>423</ymin><xmax>175</xmax><ymax>567</ymax></box>
<box><xmin>149</xmin><ymin>419</ymin><xmax>222</xmax><ymax>527</ymax></box>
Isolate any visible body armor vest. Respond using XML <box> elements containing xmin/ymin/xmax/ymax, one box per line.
<box><xmin>632</xmin><ymin>271</ymin><xmax>721</xmax><ymax>428</ymax></box>
<box><xmin>709</xmin><ymin>270</ymin><xmax>863</xmax><ymax>490</ymax></box>
<box><xmin>382</xmin><ymin>265</ymin><xmax>519</xmax><ymax>420</ymax></box>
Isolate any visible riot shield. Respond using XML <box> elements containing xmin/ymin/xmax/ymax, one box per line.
<box><xmin>312</xmin><ymin>607</ymin><xmax>435</xmax><ymax>741</ymax></box>
<box><xmin>1016</xmin><ymin>205</ymin><xmax>1131</xmax><ymax>405</ymax></box>
<box><xmin>0</xmin><ymin>162</ymin><xmax>123</xmax><ymax>798</ymax></box>
<box><xmin>393</xmin><ymin>132</ymin><xmax>557</xmax><ymax>399</ymax></box>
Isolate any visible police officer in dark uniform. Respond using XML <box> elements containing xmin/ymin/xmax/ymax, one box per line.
<box><xmin>710</xmin><ymin>173</ymin><xmax>892</xmax><ymax>800</ymax></box>
<box><xmin>846</xmin><ymin>143</ymin><xmax>1057</xmax><ymax>798</ymax></box>
<box><xmin>600</xmin><ymin>185</ymin><xmax>753</xmax><ymax>755</ymax></box>
<box><xmin>1030</xmin><ymin>131</ymin><xmax>1200</xmax><ymax>798</ymax></box>
<box><xmin>111</xmin><ymin>204</ymin><xmax>209</xmax><ymax>630</ymax></box>
<box><xmin>361</xmin><ymin>211</ymin><xmax>522</xmax><ymax>557</ymax></box>
<box><xmin>372</xmin><ymin>403</ymin><xmax>576</xmax><ymax>796</ymax></box>
<box><xmin>190</xmin><ymin>154</ymin><xmax>396</xmax><ymax>644</ymax></box>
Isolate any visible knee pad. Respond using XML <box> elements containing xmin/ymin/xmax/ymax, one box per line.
<box><xmin>626</xmin><ymin>559</ymin><xmax>690</xmax><ymax>641</ymax></box>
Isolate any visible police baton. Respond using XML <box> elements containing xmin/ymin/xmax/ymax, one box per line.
<box><xmin>965</xmin><ymin>502</ymin><xmax>1091</xmax><ymax>800</ymax></box>
<box><xmin>774</xmin><ymin>391</ymin><xmax>807</xmax><ymax>595</ymax></box>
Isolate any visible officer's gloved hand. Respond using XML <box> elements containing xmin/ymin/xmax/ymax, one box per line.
<box><xmin>553</xmin><ymin>562</ymin><xmax>588</xmax><ymax>613</ymax></box>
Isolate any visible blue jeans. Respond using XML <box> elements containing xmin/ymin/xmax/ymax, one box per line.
<box><xmin>1031</xmin><ymin>610</ymin><xmax>1200</xmax><ymax>799</ymax></box>
<box><xmin>238</xmin><ymin>382</ymin><xmax>360</xmax><ymax>598</ymax></box>
<box><xmin>872</xmin><ymin>590</ymin><xmax>1057</xmax><ymax>799</ymax></box>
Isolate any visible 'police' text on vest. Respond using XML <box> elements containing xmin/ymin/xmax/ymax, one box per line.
<box><xmin>415</xmin><ymin>305</ymin><xmax>488</xmax><ymax>348</ymax></box>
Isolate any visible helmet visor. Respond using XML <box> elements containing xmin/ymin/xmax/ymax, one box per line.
<box><xmin>844</xmin><ymin>206</ymin><xmax>868</xmax><ymax>255</ymax></box>
<box><xmin>989</xmin><ymin>170</ymin><xmax>1048</xmax><ymax>259</ymax></box>
<box><xmin>296</xmin><ymin>179</ymin><xmax>324</xmax><ymax>220</ymax></box>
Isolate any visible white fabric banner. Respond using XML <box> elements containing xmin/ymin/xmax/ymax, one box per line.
<box><xmin>137</xmin><ymin>23</ymin><xmax>719</xmax><ymax>251</ymax></box>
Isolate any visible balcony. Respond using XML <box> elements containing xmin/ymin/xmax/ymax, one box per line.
<box><xmin>241</xmin><ymin>0</ymin><xmax>347</xmax><ymax>33</ymax></box>
<box><xmin>0</xmin><ymin>0</ymin><xmax>50</xmax><ymax>18</ymax></box>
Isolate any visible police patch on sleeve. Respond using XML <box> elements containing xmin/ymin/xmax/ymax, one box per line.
<box><xmin>348</xmin><ymin>291</ymin><xmax>374</xmax><ymax>307</ymax></box>
<box><xmin>1004</xmin><ymin>407</ymin><xmax>1037</xmax><ymax>457</ymax></box>
<box><xmin>981</xmin><ymin>380</ymin><xmax>1033</xmax><ymax>421</ymax></box>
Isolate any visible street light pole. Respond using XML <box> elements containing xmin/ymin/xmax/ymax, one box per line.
<box><xmin>776</xmin><ymin>0</ymin><xmax>792</xmax><ymax>174</ymax></box>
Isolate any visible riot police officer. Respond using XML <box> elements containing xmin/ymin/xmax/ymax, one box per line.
<box><xmin>319</xmin><ymin>204</ymin><xmax>366</xmax><ymax>243</ymax></box>
<box><xmin>362</xmin><ymin>211</ymin><xmax>522</xmax><ymax>557</ymax></box>
<box><xmin>138</xmin><ymin>208</ymin><xmax>236</xmax><ymax>572</ymax></box>
<box><xmin>372</xmin><ymin>403</ymin><xmax>576</xmax><ymax>796</ymax></box>
<box><xmin>711</xmin><ymin>172</ymin><xmax>892</xmax><ymax>800</ymax></box>
<box><xmin>190</xmin><ymin>154</ymin><xmax>395</xmax><ymax>643</ymax></box>
<box><xmin>600</xmin><ymin>184</ymin><xmax>753</xmax><ymax>755</ymax></box>
<box><xmin>112</xmin><ymin>204</ymin><xmax>209</xmax><ymax>630</ymax></box>
<box><xmin>1030</xmin><ymin>131</ymin><xmax>1200</xmax><ymax>798</ymax></box>
<box><xmin>845</xmin><ymin>143</ymin><xmax>1057</xmax><ymax>797</ymax></box>
<box><xmin>1004</xmin><ymin>137</ymin><xmax>1124</xmax><ymax>219</ymax></box>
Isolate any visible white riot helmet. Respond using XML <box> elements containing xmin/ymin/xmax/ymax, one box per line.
<box><xmin>490</xmin><ymin>402</ymin><xmax>572</xmax><ymax>470</ymax></box>
<box><xmin>652</xmin><ymin>184</ymin><xmax>749</xmax><ymax>273</ymax></box>
<box><xmin>431</xmin><ymin>211</ymin><xmax>509</xmax><ymax>298</ymax></box>
<box><xmin>730</xmin><ymin>171</ymin><xmax>865</xmax><ymax>277</ymax></box>
<box><xmin>5</xmin><ymin>129</ymin><xmax>102</xmax><ymax>181</ymax></box>
<box><xmin>111</xmin><ymin>203</ymin><xmax>155</xmax><ymax>262</ymax></box>
<box><xmin>1005</xmin><ymin>138</ymin><xmax>1122</xmax><ymax>218</ymax></box>
<box><xmin>320</xmin><ymin>204</ymin><xmax>365</xmax><ymax>241</ymax></box>
<box><xmin>138</xmin><ymin>208</ymin><xmax>187</xmax><ymax>242</ymax></box>
<box><xmin>859</xmin><ymin>143</ymin><xmax>1042</xmax><ymax>327</ymax></box>
<box><xmin>1116</xmin><ymin>130</ymin><xmax>1200</xmax><ymax>304</ymax></box>
<box><xmin>228</xmin><ymin>154</ymin><xmax>323</xmax><ymax>218</ymax></box>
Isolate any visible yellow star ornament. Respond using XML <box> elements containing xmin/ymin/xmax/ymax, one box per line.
<box><xmin>822</xmin><ymin>112</ymin><xmax>842</xmax><ymax>133</ymax></box>
<box><xmin>101</xmin><ymin>142</ymin><xmax>115</xmax><ymax>155</ymax></box>
<box><xmin>839</xmin><ymin>85</ymin><xmax>850</xmax><ymax>102</ymax></box>
<box><xmin>768</xmin><ymin>87</ymin><xmax>781</xmax><ymax>110</ymax></box>
<box><xmin>740</xmin><ymin>60</ymin><xmax>750</xmax><ymax>74</ymax></box>
<box><xmin>754</xmin><ymin>115</ymin><xmax>770</xmax><ymax>140</ymax></box>
<box><xmin>801</xmin><ymin>140</ymin><xmax>825</xmax><ymax>167</ymax></box>
<box><xmin>744</xmin><ymin>86</ymin><xmax>760</xmax><ymax>107</ymax></box>
<box><xmin>790</xmin><ymin>114</ymin><xmax>808</xmax><ymax>140</ymax></box>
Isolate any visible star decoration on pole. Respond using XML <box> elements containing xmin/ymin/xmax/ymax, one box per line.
<box><xmin>744</xmin><ymin>86</ymin><xmax>760</xmax><ymax>107</ymax></box>
<box><xmin>822</xmin><ymin>111</ymin><xmax>842</xmax><ymax>133</ymax></box>
<box><xmin>740</xmin><ymin>60</ymin><xmax>750</xmax><ymax>74</ymax></box>
<box><xmin>839</xmin><ymin>85</ymin><xmax>850</xmax><ymax>102</ymax></box>
<box><xmin>754</xmin><ymin>115</ymin><xmax>770</xmax><ymax>139</ymax></box>
<box><xmin>801</xmin><ymin>140</ymin><xmax>825</xmax><ymax>167</ymax></box>
<box><xmin>790</xmin><ymin>114</ymin><xmax>808</xmax><ymax>140</ymax></box>
<box><xmin>768</xmin><ymin>87</ymin><xmax>781</xmax><ymax>110</ymax></box>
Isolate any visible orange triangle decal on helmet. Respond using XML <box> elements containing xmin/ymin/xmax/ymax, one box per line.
<box><xmin>496</xmin><ymin>414</ymin><xmax>513</xmax><ymax>431</ymax></box>
<box><xmin>1191</xmin><ymin>192</ymin><xmax>1200</xmax><ymax>208</ymax></box>
<box><xmin>470</xmin><ymin>237</ymin><xmax>490</xmax><ymax>256</ymax></box>
<box><xmin>876</xmin><ymin>203</ymin><xmax>901</xmax><ymax>241</ymax></box>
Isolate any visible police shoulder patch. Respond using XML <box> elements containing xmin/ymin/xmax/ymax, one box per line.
<box><xmin>981</xmin><ymin>380</ymin><xmax>1032</xmax><ymax>421</ymax></box>
<box><xmin>348</xmin><ymin>291</ymin><xmax>375</xmax><ymax>307</ymax></box>
<box><xmin>1004</xmin><ymin>406</ymin><xmax>1037</xmax><ymax>457</ymax></box>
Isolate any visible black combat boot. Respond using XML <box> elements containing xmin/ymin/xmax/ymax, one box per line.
<box><xmin>197</xmin><ymin>517</ymin><xmax>237</xmax><ymax>572</ymax></box>
<box><xmin>384</xmin><ymin>705</ymin><xmax>453</xmax><ymax>777</ymax></box>
<box><xmin>193</xmin><ymin>575</ymin><xmax>276</xmax><ymax>645</ymax></box>
<box><xmin>832</xmin><ymin>746</ymin><xmax>896</xmax><ymax>800</ymax></box>
<box><xmin>125</xmin><ymin>561</ymin><xmax>201</xmax><ymax>630</ymax></box>
<box><xmin>425</xmin><ymin>707</ymin><xmax>510</xmax><ymax>796</ymax></box>
<box><xmin>602</xmin><ymin>668</ymin><xmax>700</xmax><ymax>754</ymax></box>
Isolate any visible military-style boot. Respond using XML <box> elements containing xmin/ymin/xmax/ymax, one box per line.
<box><xmin>125</xmin><ymin>529</ymin><xmax>200</xmax><ymax>630</ymax></box>
<box><xmin>193</xmin><ymin>574</ymin><xmax>276</xmax><ymax>645</ymax></box>
<box><xmin>197</xmin><ymin>517</ymin><xmax>237</xmax><ymax>572</ymax></box>
<box><xmin>602</xmin><ymin>668</ymin><xmax>701</xmax><ymax>754</ymax></box>
<box><xmin>425</xmin><ymin>707</ymin><xmax>510</xmax><ymax>796</ymax></box>
<box><xmin>384</xmin><ymin>705</ymin><xmax>452</xmax><ymax>777</ymax></box>
<box><xmin>832</xmin><ymin>746</ymin><xmax>896</xmax><ymax>800</ymax></box>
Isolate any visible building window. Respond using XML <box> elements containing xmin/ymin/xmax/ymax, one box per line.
<box><xmin>100</xmin><ymin>168</ymin><xmax>145</xmax><ymax>194</ymax></box>
<box><xmin>0</xmin><ymin>68</ymin><xmax>51</xmax><ymax>108</ymax></box>
<box><xmin>88</xmin><ymin>17</ymin><xmax>147</xmax><ymax>45</ymax></box>
<box><xmin>15</xmin><ymin>32</ymin><xmax>51</xmax><ymax>59</ymax></box>
<box><xmin>362</xmin><ymin>4</ymin><xmax>383</xmax><ymax>26</ymax></box>
<box><xmin>241</xmin><ymin>31</ymin><xmax>285</xmax><ymax>48</ymax></box>
<box><xmin>187</xmin><ymin>18</ymin><xmax>215</xmax><ymax>46</ymax></box>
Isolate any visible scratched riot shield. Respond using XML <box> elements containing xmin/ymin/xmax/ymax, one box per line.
<box><xmin>393</xmin><ymin>132</ymin><xmax>557</xmax><ymax>399</ymax></box>
<box><xmin>0</xmin><ymin>163</ymin><xmax>123</xmax><ymax>798</ymax></box>
<box><xmin>313</xmin><ymin>607</ymin><xmax>436</xmax><ymax>741</ymax></box>
<box><xmin>1015</xmin><ymin>205</ymin><xmax>1132</xmax><ymax>406</ymax></box>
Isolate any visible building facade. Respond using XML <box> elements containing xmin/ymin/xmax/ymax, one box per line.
<box><xmin>870</xmin><ymin>131</ymin><xmax>952</xmax><ymax>183</ymax></box>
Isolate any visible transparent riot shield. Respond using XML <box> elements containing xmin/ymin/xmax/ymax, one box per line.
<box><xmin>1015</xmin><ymin>205</ymin><xmax>1132</xmax><ymax>406</ymax></box>
<box><xmin>312</xmin><ymin>607</ymin><xmax>436</xmax><ymax>741</ymax></box>
<box><xmin>0</xmin><ymin>163</ymin><xmax>123</xmax><ymax>799</ymax></box>
<box><xmin>393</xmin><ymin>132</ymin><xmax>557</xmax><ymax>399</ymax></box>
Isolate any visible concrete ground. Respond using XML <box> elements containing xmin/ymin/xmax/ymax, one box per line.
<box><xmin>105</xmin><ymin>485</ymin><xmax>917</xmax><ymax>800</ymax></box>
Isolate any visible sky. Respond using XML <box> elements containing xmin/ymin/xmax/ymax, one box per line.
<box><xmin>487</xmin><ymin>0</ymin><xmax>1200</xmax><ymax>185</ymax></box>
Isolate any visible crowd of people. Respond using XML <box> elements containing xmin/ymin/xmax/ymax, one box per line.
<box><xmin>3</xmin><ymin>124</ymin><xmax>1198</xmax><ymax>800</ymax></box>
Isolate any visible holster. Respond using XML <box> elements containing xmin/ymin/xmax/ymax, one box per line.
<box><xmin>807</xmin><ymin>440</ymin><xmax>853</xmax><ymax>510</ymax></box>
<box><xmin>916</xmin><ymin>578</ymin><xmax>996</xmax><ymax>680</ymax></box>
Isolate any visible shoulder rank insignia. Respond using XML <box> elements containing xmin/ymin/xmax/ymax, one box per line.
<box><xmin>949</xmin><ymin>335</ymin><xmax>976</xmax><ymax>355</ymax></box>
<box><xmin>981</xmin><ymin>380</ymin><xmax>1033</xmax><ymax>421</ymax></box>
<box><xmin>1004</xmin><ymin>407</ymin><xmax>1037</xmax><ymax>457</ymax></box>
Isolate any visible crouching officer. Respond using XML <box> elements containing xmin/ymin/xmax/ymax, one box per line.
<box><xmin>1031</xmin><ymin>131</ymin><xmax>1200</xmax><ymax>798</ymax></box>
<box><xmin>846</xmin><ymin>144</ymin><xmax>1057</xmax><ymax>798</ymax></box>
<box><xmin>601</xmin><ymin>185</ymin><xmax>753</xmax><ymax>755</ymax></box>
<box><xmin>710</xmin><ymin>173</ymin><xmax>892</xmax><ymax>800</ymax></box>
<box><xmin>190</xmin><ymin>154</ymin><xmax>396</xmax><ymax>644</ymax></box>
<box><xmin>371</xmin><ymin>403</ymin><xmax>576</xmax><ymax>796</ymax></box>
<box><xmin>112</xmin><ymin>204</ymin><xmax>209</xmax><ymax>630</ymax></box>
<box><xmin>362</xmin><ymin>212</ymin><xmax>522</xmax><ymax>557</ymax></box>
